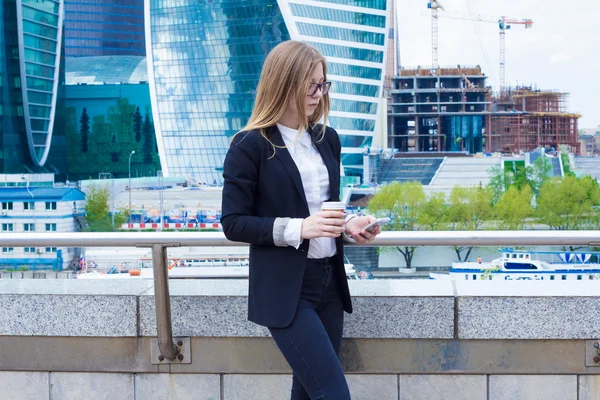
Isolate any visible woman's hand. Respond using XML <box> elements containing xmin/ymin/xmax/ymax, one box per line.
<box><xmin>345</xmin><ymin>215</ymin><xmax>381</xmax><ymax>244</ymax></box>
<box><xmin>301</xmin><ymin>211</ymin><xmax>345</xmax><ymax>240</ymax></box>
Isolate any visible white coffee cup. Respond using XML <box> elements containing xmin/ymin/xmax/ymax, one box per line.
<box><xmin>321</xmin><ymin>201</ymin><xmax>346</xmax><ymax>213</ymax></box>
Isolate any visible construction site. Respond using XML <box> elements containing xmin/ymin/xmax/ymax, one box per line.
<box><xmin>490</xmin><ymin>88</ymin><xmax>580</xmax><ymax>154</ymax></box>
<box><xmin>386</xmin><ymin>1</ymin><xmax>582</xmax><ymax>155</ymax></box>
<box><xmin>388</xmin><ymin>70</ymin><xmax>581</xmax><ymax>155</ymax></box>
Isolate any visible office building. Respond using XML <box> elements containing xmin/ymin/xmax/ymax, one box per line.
<box><xmin>0</xmin><ymin>0</ymin><xmax>63</xmax><ymax>173</ymax></box>
<box><xmin>145</xmin><ymin>0</ymin><xmax>391</xmax><ymax>183</ymax></box>
<box><xmin>63</xmin><ymin>0</ymin><xmax>145</xmax><ymax>57</ymax></box>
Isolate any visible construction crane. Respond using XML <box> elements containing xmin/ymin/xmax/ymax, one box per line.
<box><xmin>434</xmin><ymin>13</ymin><xmax>534</xmax><ymax>90</ymax></box>
<box><xmin>427</xmin><ymin>0</ymin><xmax>445</xmax><ymax>69</ymax></box>
<box><xmin>497</xmin><ymin>17</ymin><xmax>534</xmax><ymax>90</ymax></box>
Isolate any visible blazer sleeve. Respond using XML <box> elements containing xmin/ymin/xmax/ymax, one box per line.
<box><xmin>221</xmin><ymin>132</ymin><xmax>276</xmax><ymax>246</ymax></box>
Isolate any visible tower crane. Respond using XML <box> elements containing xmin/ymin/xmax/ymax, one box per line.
<box><xmin>427</xmin><ymin>0</ymin><xmax>445</xmax><ymax>69</ymax></box>
<box><xmin>497</xmin><ymin>17</ymin><xmax>533</xmax><ymax>90</ymax></box>
<box><xmin>434</xmin><ymin>13</ymin><xmax>533</xmax><ymax>90</ymax></box>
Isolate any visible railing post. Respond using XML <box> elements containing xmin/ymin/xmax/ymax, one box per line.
<box><xmin>151</xmin><ymin>244</ymin><xmax>178</xmax><ymax>360</ymax></box>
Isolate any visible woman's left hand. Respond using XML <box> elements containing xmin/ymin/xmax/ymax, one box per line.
<box><xmin>345</xmin><ymin>215</ymin><xmax>381</xmax><ymax>244</ymax></box>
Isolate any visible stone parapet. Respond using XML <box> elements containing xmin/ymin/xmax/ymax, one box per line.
<box><xmin>0</xmin><ymin>280</ymin><xmax>599</xmax><ymax>399</ymax></box>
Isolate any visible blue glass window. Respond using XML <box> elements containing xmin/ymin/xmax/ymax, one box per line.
<box><xmin>30</xmin><ymin>119</ymin><xmax>50</xmax><ymax>132</ymax></box>
<box><xmin>22</xmin><ymin>6</ymin><xmax>59</xmax><ymax>25</ymax></box>
<box><xmin>298</xmin><ymin>23</ymin><xmax>384</xmax><ymax>45</ymax></box>
<box><xmin>330</xmin><ymin>98</ymin><xmax>378</xmax><ymax>114</ymax></box>
<box><xmin>23</xmin><ymin>0</ymin><xmax>60</xmax><ymax>14</ymax></box>
<box><xmin>23</xmin><ymin>35</ymin><xmax>56</xmax><ymax>53</ymax></box>
<box><xmin>27</xmin><ymin>91</ymin><xmax>53</xmax><ymax>105</ymax></box>
<box><xmin>339</xmin><ymin>135</ymin><xmax>373</xmax><ymax>148</ymax></box>
<box><xmin>332</xmin><ymin>81</ymin><xmax>379</xmax><ymax>97</ymax></box>
<box><xmin>328</xmin><ymin>62</ymin><xmax>381</xmax><ymax>80</ymax></box>
<box><xmin>330</xmin><ymin>116</ymin><xmax>375</xmax><ymax>131</ymax></box>
<box><xmin>24</xmin><ymin>49</ymin><xmax>56</xmax><ymax>66</ymax></box>
<box><xmin>289</xmin><ymin>4</ymin><xmax>385</xmax><ymax>28</ymax></box>
<box><xmin>341</xmin><ymin>153</ymin><xmax>366</xmax><ymax>166</ymax></box>
<box><xmin>26</xmin><ymin>77</ymin><xmax>53</xmax><ymax>92</ymax></box>
<box><xmin>312</xmin><ymin>0</ymin><xmax>387</xmax><ymax>10</ymax></box>
<box><xmin>28</xmin><ymin>105</ymin><xmax>52</xmax><ymax>118</ymax></box>
<box><xmin>22</xmin><ymin>20</ymin><xmax>58</xmax><ymax>40</ymax></box>
<box><xmin>25</xmin><ymin>62</ymin><xmax>55</xmax><ymax>79</ymax></box>
<box><xmin>307</xmin><ymin>41</ymin><xmax>383</xmax><ymax>62</ymax></box>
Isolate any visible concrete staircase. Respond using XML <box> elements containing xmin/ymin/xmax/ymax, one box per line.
<box><xmin>426</xmin><ymin>157</ymin><xmax>501</xmax><ymax>197</ymax></box>
<box><xmin>377</xmin><ymin>158</ymin><xmax>443</xmax><ymax>185</ymax></box>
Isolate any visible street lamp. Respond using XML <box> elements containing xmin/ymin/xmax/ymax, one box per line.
<box><xmin>128</xmin><ymin>150</ymin><xmax>135</xmax><ymax>220</ymax></box>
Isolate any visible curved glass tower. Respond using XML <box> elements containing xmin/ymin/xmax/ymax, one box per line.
<box><xmin>146</xmin><ymin>0</ymin><xmax>389</xmax><ymax>183</ymax></box>
<box><xmin>0</xmin><ymin>0</ymin><xmax>63</xmax><ymax>171</ymax></box>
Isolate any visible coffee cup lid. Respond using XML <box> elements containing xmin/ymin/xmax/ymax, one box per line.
<box><xmin>322</xmin><ymin>201</ymin><xmax>345</xmax><ymax>210</ymax></box>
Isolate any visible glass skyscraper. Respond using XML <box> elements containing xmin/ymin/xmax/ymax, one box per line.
<box><xmin>64</xmin><ymin>0</ymin><xmax>145</xmax><ymax>57</ymax></box>
<box><xmin>146</xmin><ymin>0</ymin><xmax>389</xmax><ymax>183</ymax></box>
<box><xmin>0</xmin><ymin>0</ymin><xmax>63</xmax><ymax>172</ymax></box>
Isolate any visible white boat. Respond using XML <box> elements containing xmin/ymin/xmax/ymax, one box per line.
<box><xmin>77</xmin><ymin>261</ymin><xmax>358</xmax><ymax>280</ymax></box>
<box><xmin>430</xmin><ymin>249</ymin><xmax>600</xmax><ymax>281</ymax></box>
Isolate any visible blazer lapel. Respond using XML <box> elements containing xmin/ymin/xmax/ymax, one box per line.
<box><xmin>312</xmin><ymin>126</ymin><xmax>340</xmax><ymax>202</ymax></box>
<box><xmin>268</xmin><ymin>127</ymin><xmax>310</xmax><ymax>212</ymax></box>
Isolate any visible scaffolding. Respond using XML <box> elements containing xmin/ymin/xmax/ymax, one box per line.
<box><xmin>489</xmin><ymin>88</ymin><xmax>580</xmax><ymax>154</ymax></box>
<box><xmin>389</xmin><ymin>65</ymin><xmax>491</xmax><ymax>153</ymax></box>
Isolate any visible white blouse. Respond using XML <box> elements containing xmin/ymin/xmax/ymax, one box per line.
<box><xmin>276</xmin><ymin>123</ymin><xmax>336</xmax><ymax>259</ymax></box>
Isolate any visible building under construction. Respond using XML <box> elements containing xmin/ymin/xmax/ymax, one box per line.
<box><xmin>489</xmin><ymin>88</ymin><xmax>580</xmax><ymax>154</ymax></box>
<box><xmin>388</xmin><ymin>66</ymin><xmax>491</xmax><ymax>154</ymax></box>
<box><xmin>388</xmin><ymin>67</ymin><xmax>581</xmax><ymax>154</ymax></box>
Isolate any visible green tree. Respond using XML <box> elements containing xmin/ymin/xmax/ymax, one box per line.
<box><xmin>85</xmin><ymin>185</ymin><xmax>111</xmax><ymax>231</ymax></box>
<box><xmin>80</xmin><ymin>107</ymin><xmax>90</xmax><ymax>153</ymax></box>
<box><xmin>559</xmin><ymin>145</ymin><xmax>575</xmax><ymax>176</ymax></box>
<box><xmin>418</xmin><ymin>192</ymin><xmax>448</xmax><ymax>231</ymax></box>
<box><xmin>526</xmin><ymin>156</ymin><xmax>552</xmax><ymax>195</ymax></box>
<box><xmin>368</xmin><ymin>181</ymin><xmax>426</xmax><ymax>269</ymax></box>
<box><xmin>92</xmin><ymin>115</ymin><xmax>111</xmax><ymax>174</ymax></box>
<box><xmin>494</xmin><ymin>185</ymin><xmax>533</xmax><ymax>230</ymax></box>
<box><xmin>536</xmin><ymin>175</ymin><xmax>600</xmax><ymax>231</ymax></box>
<box><xmin>65</xmin><ymin>106</ymin><xmax>82</xmax><ymax>177</ymax></box>
<box><xmin>142</xmin><ymin>112</ymin><xmax>154</xmax><ymax>165</ymax></box>
<box><xmin>447</xmin><ymin>186</ymin><xmax>493</xmax><ymax>261</ymax></box>
<box><xmin>134</xmin><ymin>106</ymin><xmax>142</xmax><ymax>143</ymax></box>
<box><xmin>487</xmin><ymin>164</ymin><xmax>510</xmax><ymax>205</ymax></box>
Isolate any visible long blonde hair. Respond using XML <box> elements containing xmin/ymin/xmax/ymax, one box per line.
<box><xmin>240</xmin><ymin>40</ymin><xmax>329</xmax><ymax>149</ymax></box>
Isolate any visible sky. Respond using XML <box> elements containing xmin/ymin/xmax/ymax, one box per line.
<box><xmin>396</xmin><ymin>0</ymin><xmax>599</xmax><ymax>129</ymax></box>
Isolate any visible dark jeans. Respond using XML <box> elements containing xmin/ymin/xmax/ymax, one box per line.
<box><xmin>268</xmin><ymin>257</ymin><xmax>350</xmax><ymax>400</ymax></box>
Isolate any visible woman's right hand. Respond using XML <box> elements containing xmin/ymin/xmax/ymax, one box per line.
<box><xmin>301</xmin><ymin>211</ymin><xmax>345</xmax><ymax>240</ymax></box>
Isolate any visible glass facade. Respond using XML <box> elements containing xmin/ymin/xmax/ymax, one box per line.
<box><xmin>147</xmin><ymin>0</ymin><xmax>388</xmax><ymax>181</ymax></box>
<box><xmin>19</xmin><ymin>0</ymin><xmax>63</xmax><ymax>166</ymax></box>
<box><xmin>0</xmin><ymin>0</ymin><xmax>62</xmax><ymax>172</ymax></box>
<box><xmin>64</xmin><ymin>0</ymin><xmax>145</xmax><ymax>57</ymax></box>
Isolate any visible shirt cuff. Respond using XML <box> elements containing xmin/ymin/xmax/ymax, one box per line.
<box><xmin>283</xmin><ymin>218</ymin><xmax>303</xmax><ymax>249</ymax></box>
<box><xmin>273</xmin><ymin>217</ymin><xmax>291</xmax><ymax>247</ymax></box>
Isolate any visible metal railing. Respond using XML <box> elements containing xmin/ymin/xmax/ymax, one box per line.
<box><xmin>1</xmin><ymin>230</ymin><xmax>599</xmax><ymax>361</ymax></box>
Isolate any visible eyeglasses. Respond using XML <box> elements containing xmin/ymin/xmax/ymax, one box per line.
<box><xmin>307</xmin><ymin>81</ymin><xmax>331</xmax><ymax>96</ymax></box>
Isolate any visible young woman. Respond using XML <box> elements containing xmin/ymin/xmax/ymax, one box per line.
<box><xmin>221</xmin><ymin>40</ymin><xmax>381</xmax><ymax>400</ymax></box>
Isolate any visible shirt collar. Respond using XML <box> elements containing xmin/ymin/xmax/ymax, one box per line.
<box><xmin>276</xmin><ymin>123</ymin><xmax>312</xmax><ymax>150</ymax></box>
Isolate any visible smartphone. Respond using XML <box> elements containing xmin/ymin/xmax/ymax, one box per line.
<box><xmin>362</xmin><ymin>217</ymin><xmax>390</xmax><ymax>233</ymax></box>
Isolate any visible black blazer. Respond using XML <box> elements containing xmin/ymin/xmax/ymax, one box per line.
<box><xmin>221</xmin><ymin>124</ymin><xmax>352</xmax><ymax>328</ymax></box>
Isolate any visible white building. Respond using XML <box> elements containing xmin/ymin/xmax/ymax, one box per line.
<box><xmin>0</xmin><ymin>182</ymin><xmax>86</xmax><ymax>271</ymax></box>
